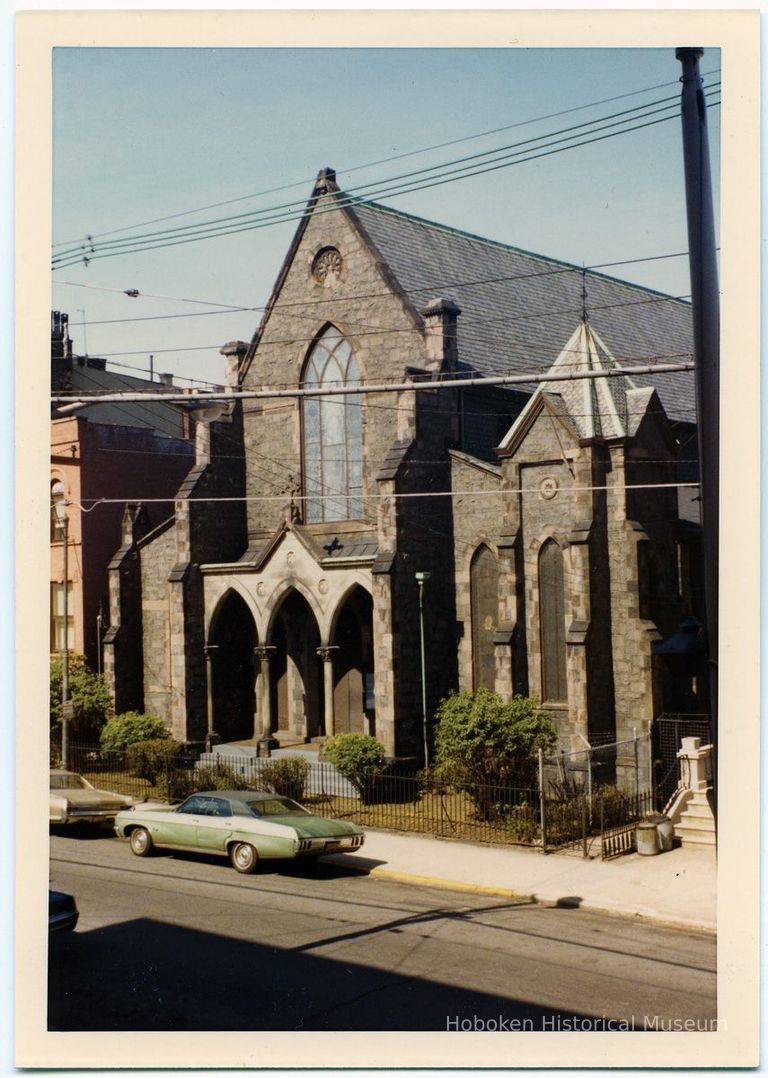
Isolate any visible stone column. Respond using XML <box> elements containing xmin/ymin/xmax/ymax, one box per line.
<box><xmin>317</xmin><ymin>646</ymin><xmax>340</xmax><ymax>738</ymax></box>
<box><xmin>203</xmin><ymin>644</ymin><xmax>220</xmax><ymax>752</ymax></box>
<box><xmin>254</xmin><ymin>645</ymin><xmax>278</xmax><ymax>753</ymax></box>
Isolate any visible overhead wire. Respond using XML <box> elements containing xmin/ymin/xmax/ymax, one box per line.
<box><xmin>56</xmin><ymin>89</ymin><xmax>704</xmax><ymax>257</ymax></box>
<box><xmin>54</xmin><ymin>247</ymin><xmax>696</xmax><ymax>323</ymax></box>
<box><xmin>51</xmin><ymin>288</ymin><xmax>695</xmax><ymax>371</ymax></box>
<box><xmin>51</xmin><ymin>89</ymin><xmax>720</xmax><ymax>269</ymax></box>
<box><xmin>51</xmin><ymin>66</ymin><xmax>719</xmax><ymax>250</ymax></box>
<box><xmin>69</xmin><ymin>480</ymin><xmax>699</xmax><ymax>511</ymax></box>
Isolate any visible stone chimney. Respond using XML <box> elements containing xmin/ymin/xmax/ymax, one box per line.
<box><xmin>421</xmin><ymin>298</ymin><xmax>461</xmax><ymax>373</ymax></box>
<box><xmin>157</xmin><ymin>372</ymin><xmax>174</xmax><ymax>387</ymax></box>
<box><xmin>220</xmin><ymin>340</ymin><xmax>248</xmax><ymax>390</ymax></box>
<box><xmin>51</xmin><ymin>310</ymin><xmax>73</xmax><ymax>388</ymax></box>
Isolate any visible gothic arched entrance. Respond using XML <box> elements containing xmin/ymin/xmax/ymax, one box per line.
<box><xmin>269</xmin><ymin>590</ymin><xmax>323</xmax><ymax>741</ymax></box>
<box><xmin>208</xmin><ymin>591</ymin><xmax>257</xmax><ymax>743</ymax></box>
<box><xmin>331</xmin><ymin>587</ymin><xmax>374</xmax><ymax>736</ymax></box>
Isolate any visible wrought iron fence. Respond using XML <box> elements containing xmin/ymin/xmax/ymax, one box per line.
<box><xmin>599</xmin><ymin>789</ymin><xmax>655</xmax><ymax>860</ymax></box>
<box><xmin>59</xmin><ymin>739</ymin><xmax>655</xmax><ymax>858</ymax></box>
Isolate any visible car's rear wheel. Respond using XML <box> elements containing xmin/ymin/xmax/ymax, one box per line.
<box><xmin>129</xmin><ymin>827</ymin><xmax>153</xmax><ymax>857</ymax></box>
<box><xmin>230</xmin><ymin>842</ymin><xmax>258</xmax><ymax>874</ymax></box>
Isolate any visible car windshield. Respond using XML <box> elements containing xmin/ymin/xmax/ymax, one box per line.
<box><xmin>50</xmin><ymin>774</ymin><xmax>87</xmax><ymax>790</ymax></box>
<box><xmin>245</xmin><ymin>797</ymin><xmax>310</xmax><ymax>818</ymax></box>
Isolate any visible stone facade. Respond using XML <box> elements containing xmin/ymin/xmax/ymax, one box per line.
<box><xmin>106</xmin><ymin>174</ymin><xmax>703</xmax><ymax>768</ymax></box>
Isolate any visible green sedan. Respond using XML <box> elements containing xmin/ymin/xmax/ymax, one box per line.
<box><xmin>114</xmin><ymin>790</ymin><xmax>365</xmax><ymax>874</ymax></box>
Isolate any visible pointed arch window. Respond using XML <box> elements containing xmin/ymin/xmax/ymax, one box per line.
<box><xmin>302</xmin><ymin>326</ymin><xmax>363</xmax><ymax>522</ymax></box>
<box><xmin>470</xmin><ymin>545</ymin><xmax>499</xmax><ymax>691</ymax></box>
<box><xmin>539</xmin><ymin>539</ymin><xmax>567</xmax><ymax>703</ymax></box>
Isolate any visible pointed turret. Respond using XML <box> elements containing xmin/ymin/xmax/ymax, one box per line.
<box><xmin>499</xmin><ymin>320</ymin><xmax>659</xmax><ymax>453</ymax></box>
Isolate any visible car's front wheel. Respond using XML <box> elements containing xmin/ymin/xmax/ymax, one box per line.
<box><xmin>129</xmin><ymin>827</ymin><xmax>153</xmax><ymax>857</ymax></box>
<box><xmin>230</xmin><ymin>842</ymin><xmax>258</xmax><ymax>874</ymax></box>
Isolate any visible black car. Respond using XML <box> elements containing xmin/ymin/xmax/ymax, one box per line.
<box><xmin>48</xmin><ymin>890</ymin><xmax>79</xmax><ymax>934</ymax></box>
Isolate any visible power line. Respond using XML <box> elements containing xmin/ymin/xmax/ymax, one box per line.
<box><xmin>53</xmin><ymin>247</ymin><xmax>695</xmax><ymax>322</ymax></box>
<box><xmin>51</xmin><ymin>92</ymin><xmax>720</xmax><ymax>269</ymax></box>
<box><xmin>105</xmin><ymin>358</ymin><xmax>221</xmax><ymax>387</ymax></box>
<box><xmin>57</xmin><ymin>90</ymin><xmax>699</xmax><ymax>258</ymax></box>
<box><xmin>52</xmin><ymin>360</ymin><xmax>695</xmax><ymax>410</ymax></box>
<box><xmin>53</xmin><ymin>287</ymin><xmax>694</xmax><ymax>368</ymax></box>
<box><xmin>69</xmin><ymin>480</ymin><xmax>699</xmax><ymax>512</ymax></box>
<box><xmin>52</xmin><ymin>67</ymin><xmax>719</xmax><ymax>250</ymax></box>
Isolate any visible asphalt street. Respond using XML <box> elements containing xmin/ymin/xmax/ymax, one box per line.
<box><xmin>49</xmin><ymin>829</ymin><xmax>717</xmax><ymax>1032</ymax></box>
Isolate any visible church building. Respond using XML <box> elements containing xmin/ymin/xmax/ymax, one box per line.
<box><xmin>104</xmin><ymin>169</ymin><xmax>704</xmax><ymax>764</ymax></box>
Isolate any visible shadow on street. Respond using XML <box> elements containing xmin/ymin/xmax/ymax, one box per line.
<box><xmin>49</xmin><ymin>916</ymin><xmax>601</xmax><ymax>1032</ymax></box>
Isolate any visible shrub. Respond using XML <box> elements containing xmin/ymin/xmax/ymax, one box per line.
<box><xmin>50</xmin><ymin>654</ymin><xmax>113</xmax><ymax>743</ymax></box>
<box><xmin>156</xmin><ymin>760</ymin><xmax>256</xmax><ymax>803</ymax></box>
<box><xmin>126</xmin><ymin>738</ymin><xmax>183</xmax><ymax>784</ymax></box>
<box><xmin>506</xmin><ymin>803</ymin><xmax>540</xmax><ymax>844</ymax></box>
<box><xmin>100</xmin><ymin>711</ymin><xmax>169</xmax><ymax>754</ymax></box>
<box><xmin>193</xmin><ymin>762</ymin><xmax>256</xmax><ymax>792</ymax></box>
<box><xmin>157</xmin><ymin>768</ymin><xmax>197</xmax><ymax>803</ymax></box>
<box><xmin>258</xmin><ymin>756</ymin><xmax>310</xmax><ymax>801</ymax></box>
<box><xmin>322</xmin><ymin>733</ymin><xmax>386</xmax><ymax>803</ymax></box>
<box><xmin>433</xmin><ymin>689</ymin><xmax>556</xmax><ymax>820</ymax></box>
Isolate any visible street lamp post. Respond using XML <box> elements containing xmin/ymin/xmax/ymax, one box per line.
<box><xmin>415</xmin><ymin>571</ymin><xmax>431</xmax><ymax>768</ymax></box>
<box><xmin>54</xmin><ymin>499</ymin><xmax>71</xmax><ymax>769</ymax></box>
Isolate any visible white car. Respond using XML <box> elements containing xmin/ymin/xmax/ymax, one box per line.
<box><xmin>50</xmin><ymin>769</ymin><xmax>134</xmax><ymax>826</ymax></box>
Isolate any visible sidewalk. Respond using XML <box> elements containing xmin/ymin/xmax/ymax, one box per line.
<box><xmin>324</xmin><ymin>829</ymin><xmax>716</xmax><ymax>933</ymax></box>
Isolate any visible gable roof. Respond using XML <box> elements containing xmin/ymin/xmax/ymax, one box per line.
<box><xmin>348</xmin><ymin>199</ymin><xmax>696</xmax><ymax>424</ymax></box>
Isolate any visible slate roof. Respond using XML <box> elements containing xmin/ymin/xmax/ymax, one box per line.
<box><xmin>350</xmin><ymin>200</ymin><xmax>696</xmax><ymax>424</ymax></box>
<box><xmin>237</xmin><ymin>527</ymin><xmax>378</xmax><ymax>567</ymax></box>
<box><xmin>55</xmin><ymin>361</ymin><xmax>189</xmax><ymax>440</ymax></box>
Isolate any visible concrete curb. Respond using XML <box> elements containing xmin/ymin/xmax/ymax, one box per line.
<box><xmin>364</xmin><ymin>866</ymin><xmax>531</xmax><ymax>902</ymax></box>
<box><xmin>322</xmin><ymin>856</ymin><xmax>717</xmax><ymax>935</ymax></box>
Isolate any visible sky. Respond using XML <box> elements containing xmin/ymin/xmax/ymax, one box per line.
<box><xmin>51</xmin><ymin>46</ymin><xmax>721</xmax><ymax>388</ymax></box>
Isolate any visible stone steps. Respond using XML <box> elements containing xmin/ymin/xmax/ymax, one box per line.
<box><xmin>201</xmin><ymin>742</ymin><xmax>359</xmax><ymax>799</ymax></box>
<box><xmin>675</xmin><ymin>790</ymin><xmax>716</xmax><ymax>847</ymax></box>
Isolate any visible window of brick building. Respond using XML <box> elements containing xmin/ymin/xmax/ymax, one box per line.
<box><xmin>302</xmin><ymin>326</ymin><xmax>363</xmax><ymax>522</ymax></box>
<box><xmin>539</xmin><ymin>539</ymin><xmax>567</xmax><ymax>703</ymax></box>
<box><xmin>50</xmin><ymin>480</ymin><xmax>65</xmax><ymax>541</ymax></box>
<box><xmin>51</xmin><ymin>582</ymin><xmax>74</xmax><ymax>652</ymax></box>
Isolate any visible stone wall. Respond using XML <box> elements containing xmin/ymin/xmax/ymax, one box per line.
<box><xmin>449</xmin><ymin>451</ymin><xmax>502</xmax><ymax>692</ymax></box>
<box><xmin>240</xmin><ymin>191</ymin><xmax>428</xmax><ymax>544</ymax></box>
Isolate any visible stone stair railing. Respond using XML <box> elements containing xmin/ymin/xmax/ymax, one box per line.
<box><xmin>665</xmin><ymin>737</ymin><xmax>716</xmax><ymax>847</ymax></box>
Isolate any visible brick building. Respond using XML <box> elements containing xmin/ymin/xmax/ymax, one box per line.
<box><xmin>105</xmin><ymin>170</ymin><xmax>705</xmax><ymax>760</ymax></box>
<box><xmin>51</xmin><ymin>311</ymin><xmax>196</xmax><ymax>670</ymax></box>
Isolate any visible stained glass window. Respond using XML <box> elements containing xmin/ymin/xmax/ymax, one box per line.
<box><xmin>302</xmin><ymin>327</ymin><xmax>363</xmax><ymax>522</ymax></box>
<box><xmin>539</xmin><ymin>539</ymin><xmax>568</xmax><ymax>703</ymax></box>
<box><xmin>470</xmin><ymin>545</ymin><xmax>498</xmax><ymax>691</ymax></box>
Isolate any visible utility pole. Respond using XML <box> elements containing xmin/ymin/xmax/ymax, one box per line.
<box><xmin>676</xmin><ymin>47</ymin><xmax>719</xmax><ymax>813</ymax></box>
<box><xmin>415</xmin><ymin>572</ymin><xmax>431</xmax><ymax>767</ymax></box>
<box><xmin>55</xmin><ymin>500</ymin><xmax>72</xmax><ymax>768</ymax></box>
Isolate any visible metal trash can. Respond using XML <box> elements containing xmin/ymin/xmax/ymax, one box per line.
<box><xmin>635</xmin><ymin>820</ymin><xmax>660</xmax><ymax>856</ymax></box>
<box><xmin>647</xmin><ymin>813</ymin><xmax>674</xmax><ymax>852</ymax></box>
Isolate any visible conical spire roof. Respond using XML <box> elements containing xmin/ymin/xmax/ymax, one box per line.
<box><xmin>540</xmin><ymin>320</ymin><xmax>654</xmax><ymax>439</ymax></box>
<box><xmin>498</xmin><ymin>320</ymin><xmax>659</xmax><ymax>453</ymax></box>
